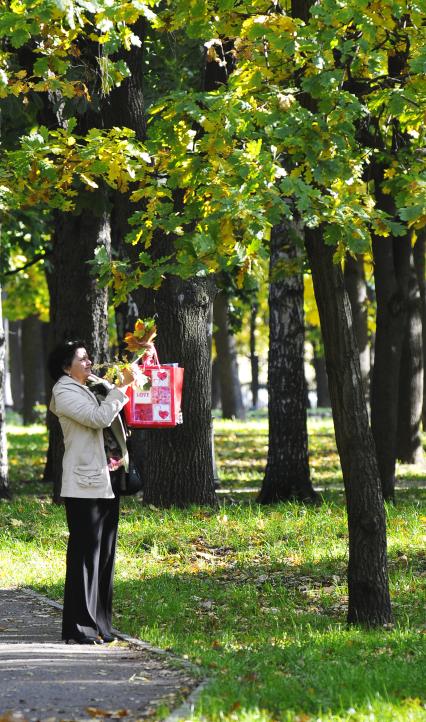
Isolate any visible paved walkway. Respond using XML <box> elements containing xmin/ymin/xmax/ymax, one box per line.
<box><xmin>0</xmin><ymin>588</ymin><xmax>200</xmax><ymax>722</ymax></box>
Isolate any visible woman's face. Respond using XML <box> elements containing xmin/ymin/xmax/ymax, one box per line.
<box><xmin>66</xmin><ymin>347</ymin><xmax>92</xmax><ymax>384</ymax></box>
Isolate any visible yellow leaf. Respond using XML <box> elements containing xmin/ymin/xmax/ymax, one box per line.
<box><xmin>383</xmin><ymin>167</ymin><xmax>396</xmax><ymax>179</ymax></box>
<box><xmin>220</xmin><ymin>217</ymin><xmax>236</xmax><ymax>251</ymax></box>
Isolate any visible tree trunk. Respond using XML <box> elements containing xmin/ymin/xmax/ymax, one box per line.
<box><xmin>371</xmin><ymin>226</ymin><xmax>411</xmax><ymax>500</ymax></box>
<box><xmin>312</xmin><ymin>344</ymin><xmax>330</xmax><ymax>407</ymax></box>
<box><xmin>138</xmin><ymin>276</ymin><xmax>218</xmax><ymax>507</ymax></box>
<box><xmin>258</xmin><ymin>223</ymin><xmax>316</xmax><ymax>504</ymax></box>
<box><xmin>250</xmin><ymin>302</ymin><xmax>259</xmax><ymax>409</ymax></box>
<box><xmin>213</xmin><ymin>291</ymin><xmax>245</xmax><ymax>420</ymax></box>
<box><xmin>8</xmin><ymin>320</ymin><xmax>23</xmax><ymax>413</ymax></box>
<box><xmin>305</xmin><ymin>228</ymin><xmax>392</xmax><ymax>625</ymax></box>
<box><xmin>0</xmin><ymin>290</ymin><xmax>10</xmax><ymax>499</ymax></box>
<box><xmin>396</xmin><ymin>249</ymin><xmax>423</xmax><ymax>463</ymax></box>
<box><xmin>211</xmin><ymin>357</ymin><xmax>220</xmax><ymax>409</ymax></box>
<box><xmin>43</xmin><ymin>199</ymin><xmax>111</xmax><ymax>500</ymax></box>
<box><xmin>344</xmin><ymin>255</ymin><xmax>370</xmax><ymax>397</ymax></box>
<box><xmin>105</xmin><ymin>28</ymin><xmax>220</xmax><ymax>504</ymax></box>
<box><xmin>21</xmin><ymin>315</ymin><xmax>46</xmax><ymax>424</ymax></box>
<box><xmin>413</xmin><ymin>231</ymin><xmax>426</xmax><ymax>428</ymax></box>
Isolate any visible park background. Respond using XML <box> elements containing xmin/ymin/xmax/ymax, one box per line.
<box><xmin>0</xmin><ymin>0</ymin><xmax>425</xmax><ymax>720</ymax></box>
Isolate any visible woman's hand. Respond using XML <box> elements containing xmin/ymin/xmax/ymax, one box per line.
<box><xmin>116</xmin><ymin>364</ymin><xmax>138</xmax><ymax>388</ymax></box>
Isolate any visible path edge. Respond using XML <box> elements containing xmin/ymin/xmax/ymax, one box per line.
<box><xmin>19</xmin><ymin>587</ymin><xmax>210</xmax><ymax>721</ymax></box>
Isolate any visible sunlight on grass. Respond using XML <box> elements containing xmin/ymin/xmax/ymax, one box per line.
<box><xmin>2</xmin><ymin>415</ymin><xmax>426</xmax><ymax>722</ymax></box>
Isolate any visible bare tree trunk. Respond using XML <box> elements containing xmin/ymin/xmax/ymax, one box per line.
<box><xmin>213</xmin><ymin>291</ymin><xmax>245</xmax><ymax>420</ymax></box>
<box><xmin>344</xmin><ymin>255</ymin><xmax>370</xmax><ymax>397</ymax></box>
<box><xmin>138</xmin><ymin>277</ymin><xmax>218</xmax><ymax>507</ymax></box>
<box><xmin>21</xmin><ymin>315</ymin><xmax>46</xmax><ymax>424</ymax></box>
<box><xmin>211</xmin><ymin>357</ymin><xmax>220</xmax><ymax>409</ymax></box>
<box><xmin>312</xmin><ymin>342</ymin><xmax>330</xmax><ymax>407</ymax></box>
<box><xmin>305</xmin><ymin>228</ymin><xmax>392</xmax><ymax>625</ymax></box>
<box><xmin>371</xmin><ymin>226</ymin><xmax>411</xmax><ymax>501</ymax></box>
<box><xmin>250</xmin><ymin>302</ymin><xmax>259</xmax><ymax>409</ymax></box>
<box><xmin>8</xmin><ymin>320</ymin><xmax>23</xmax><ymax>413</ymax></box>
<box><xmin>413</xmin><ymin>231</ymin><xmax>426</xmax><ymax>429</ymax></box>
<box><xmin>396</xmin><ymin>249</ymin><xmax>423</xmax><ymax>463</ymax></box>
<box><xmin>0</xmin><ymin>104</ymin><xmax>10</xmax><ymax>496</ymax></box>
<box><xmin>258</xmin><ymin>223</ymin><xmax>316</xmax><ymax>504</ymax></box>
<box><xmin>0</xmin><ymin>290</ymin><xmax>10</xmax><ymax>499</ymax></box>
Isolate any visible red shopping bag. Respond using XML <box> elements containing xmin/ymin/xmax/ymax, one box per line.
<box><xmin>124</xmin><ymin>352</ymin><xmax>184</xmax><ymax>428</ymax></box>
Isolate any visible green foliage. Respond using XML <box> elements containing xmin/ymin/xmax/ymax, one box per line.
<box><xmin>1</xmin><ymin>208</ymin><xmax>51</xmax><ymax>321</ymax></box>
<box><xmin>0</xmin><ymin>0</ymin><xmax>425</xmax><ymax>298</ymax></box>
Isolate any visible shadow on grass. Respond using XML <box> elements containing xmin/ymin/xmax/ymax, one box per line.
<box><xmin>31</xmin><ymin>548</ymin><xmax>426</xmax><ymax>721</ymax></box>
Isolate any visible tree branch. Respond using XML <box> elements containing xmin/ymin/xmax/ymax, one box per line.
<box><xmin>3</xmin><ymin>251</ymin><xmax>50</xmax><ymax>277</ymax></box>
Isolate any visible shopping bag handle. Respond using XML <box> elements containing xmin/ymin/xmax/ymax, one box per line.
<box><xmin>141</xmin><ymin>346</ymin><xmax>160</xmax><ymax>368</ymax></box>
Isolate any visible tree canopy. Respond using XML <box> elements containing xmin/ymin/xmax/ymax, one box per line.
<box><xmin>0</xmin><ymin>0</ymin><xmax>425</xmax><ymax>296</ymax></box>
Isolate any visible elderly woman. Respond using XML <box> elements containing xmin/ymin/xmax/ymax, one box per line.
<box><xmin>48</xmin><ymin>340</ymin><xmax>136</xmax><ymax>645</ymax></box>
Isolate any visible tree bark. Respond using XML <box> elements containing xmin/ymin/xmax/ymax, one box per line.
<box><xmin>43</xmin><ymin>200</ymin><xmax>111</xmax><ymax>500</ymax></box>
<box><xmin>344</xmin><ymin>255</ymin><xmax>370</xmax><ymax>398</ymax></box>
<box><xmin>213</xmin><ymin>290</ymin><xmax>245</xmax><ymax>420</ymax></box>
<box><xmin>258</xmin><ymin>223</ymin><xmax>316</xmax><ymax>504</ymax></box>
<box><xmin>138</xmin><ymin>276</ymin><xmax>218</xmax><ymax>507</ymax></box>
<box><xmin>312</xmin><ymin>344</ymin><xmax>330</xmax><ymax>407</ymax></box>
<box><xmin>211</xmin><ymin>357</ymin><xmax>220</xmax><ymax>409</ymax></box>
<box><xmin>413</xmin><ymin>231</ymin><xmax>426</xmax><ymax>429</ymax></box>
<box><xmin>305</xmin><ymin>227</ymin><xmax>392</xmax><ymax>625</ymax></box>
<box><xmin>0</xmin><ymin>290</ymin><xmax>10</xmax><ymax>499</ymax></box>
<box><xmin>8</xmin><ymin>320</ymin><xmax>23</xmax><ymax>413</ymax></box>
<box><xmin>370</xmin><ymin>219</ymin><xmax>411</xmax><ymax>500</ymax></box>
<box><xmin>396</xmin><ymin>249</ymin><xmax>423</xmax><ymax>463</ymax></box>
<box><xmin>21</xmin><ymin>315</ymin><xmax>46</xmax><ymax>424</ymax></box>
<box><xmin>250</xmin><ymin>302</ymin><xmax>259</xmax><ymax>409</ymax></box>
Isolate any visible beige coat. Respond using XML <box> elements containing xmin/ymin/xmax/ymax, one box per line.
<box><xmin>49</xmin><ymin>374</ymin><xmax>129</xmax><ymax>499</ymax></box>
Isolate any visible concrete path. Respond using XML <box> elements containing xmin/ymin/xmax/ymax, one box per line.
<box><xmin>0</xmin><ymin>588</ymin><xmax>200</xmax><ymax>722</ymax></box>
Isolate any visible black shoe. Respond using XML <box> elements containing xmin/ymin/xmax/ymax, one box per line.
<box><xmin>101</xmin><ymin>633</ymin><xmax>118</xmax><ymax>643</ymax></box>
<box><xmin>65</xmin><ymin>635</ymin><xmax>104</xmax><ymax>645</ymax></box>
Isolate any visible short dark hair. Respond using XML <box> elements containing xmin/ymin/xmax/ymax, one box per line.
<box><xmin>47</xmin><ymin>340</ymin><xmax>87</xmax><ymax>382</ymax></box>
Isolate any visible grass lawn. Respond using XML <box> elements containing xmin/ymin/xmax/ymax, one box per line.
<box><xmin>1</xmin><ymin>412</ymin><xmax>425</xmax><ymax>722</ymax></box>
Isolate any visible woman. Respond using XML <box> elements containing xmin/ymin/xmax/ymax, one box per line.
<box><xmin>48</xmin><ymin>340</ymin><xmax>136</xmax><ymax>645</ymax></box>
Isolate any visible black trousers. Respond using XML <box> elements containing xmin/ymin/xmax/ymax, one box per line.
<box><xmin>62</xmin><ymin>495</ymin><xmax>120</xmax><ymax>640</ymax></box>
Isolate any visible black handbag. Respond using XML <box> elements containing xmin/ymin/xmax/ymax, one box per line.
<box><xmin>123</xmin><ymin>457</ymin><xmax>144</xmax><ymax>496</ymax></box>
<box><xmin>110</xmin><ymin>454</ymin><xmax>143</xmax><ymax>496</ymax></box>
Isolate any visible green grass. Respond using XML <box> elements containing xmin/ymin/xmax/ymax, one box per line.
<box><xmin>2</xmin><ymin>414</ymin><xmax>426</xmax><ymax>722</ymax></box>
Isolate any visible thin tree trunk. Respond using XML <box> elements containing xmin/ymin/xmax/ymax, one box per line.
<box><xmin>0</xmin><ymin>105</ymin><xmax>9</xmax><ymax>497</ymax></box>
<box><xmin>258</xmin><ymin>223</ymin><xmax>316</xmax><ymax>504</ymax></box>
<box><xmin>43</xmin><ymin>200</ymin><xmax>111</xmax><ymax>500</ymax></box>
<box><xmin>371</xmin><ymin>225</ymin><xmax>411</xmax><ymax>501</ymax></box>
<box><xmin>344</xmin><ymin>255</ymin><xmax>370</xmax><ymax>398</ymax></box>
<box><xmin>396</xmin><ymin>249</ymin><xmax>423</xmax><ymax>463</ymax></box>
<box><xmin>213</xmin><ymin>291</ymin><xmax>245</xmax><ymax>420</ymax></box>
<box><xmin>207</xmin><ymin>301</ymin><xmax>220</xmax><ymax>487</ymax></box>
<box><xmin>0</xmin><ymin>290</ymin><xmax>10</xmax><ymax>498</ymax></box>
<box><xmin>8</xmin><ymin>320</ymin><xmax>23</xmax><ymax>413</ymax></box>
<box><xmin>305</xmin><ymin>228</ymin><xmax>392</xmax><ymax>625</ymax></box>
<box><xmin>413</xmin><ymin>231</ymin><xmax>426</xmax><ymax>428</ymax></box>
<box><xmin>211</xmin><ymin>357</ymin><xmax>221</xmax><ymax>409</ymax></box>
<box><xmin>250</xmin><ymin>302</ymin><xmax>259</xmax><ymax>409</ymax></box>
<box><xmin>139</xmin><ymin>276</ymin><xmax>218</xmax><ymax>507</ymax></box>
<box><xmin>21</xmin><ymin>315</ymin><xmax>46</xmax><ymax>424</ymax></box>
<box><xmin>312</xmin><ymin>344</ymin><xmax>330</xmax><ymax>407</ymax></box>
